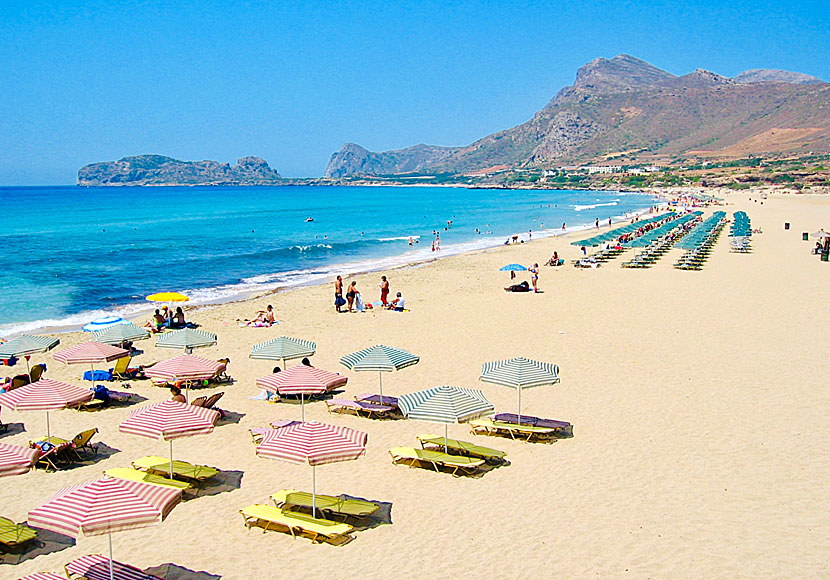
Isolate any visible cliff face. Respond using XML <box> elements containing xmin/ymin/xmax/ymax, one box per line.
<box><xmin>325</xmin><ymin>55</ymin><xmax>829</xmax><ymax>176</ymax></box>
<box><xmin>77</xmin><ymin>155</ymin><xmax>281</xmax><ymax>186</ymax></box>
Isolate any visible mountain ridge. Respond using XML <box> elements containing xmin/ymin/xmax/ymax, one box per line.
<box><xmin>78</xmin><ymin>155</ymin><xmax>282</xmax><ymax>186</ymax></box>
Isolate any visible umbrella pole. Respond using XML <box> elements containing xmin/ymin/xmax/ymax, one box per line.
<box><xmin>108</xmin><ymin>530</ymin><xmax>114</xmax><ymax>580</ymax></box>
<box><xmin>46</xmin><ymin>411</ymin><xmax>51</xmax><ymax>440</ymax></box>
<box><xmin>518</xmin><ymin>387</ymin><xmax>522</xmax><ymax>426</ymax></box>
<box><xmin>312</xmin><ymin>464</ymin><xmax>317</xmax><ymax>518</ymax></box>
<box><xmin>169</xmin><ymin>439</ymin><xmax>174</xmax><ymax>479</ymax></box>
<box><xmin>300</xmin><ymin>393</ymin><xmax>305</xmax><ymax>422</ymax></box>
<box><xmin>444</xmin><ymin>423</ymin><xmax>448</xmax><ymax>453</ymax></box>
<box><xmin>378</xmin><ymin>372</ymin><xmax>383</xmax><ymax>404</ymax></box>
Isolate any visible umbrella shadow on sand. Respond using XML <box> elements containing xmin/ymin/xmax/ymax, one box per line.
<box><xmin>0</xmin><ymin>525</ymin><xmax>75</xmax><ymax>566</ymax></box>
<box><xmin>69</xmin><ymin>443</ymin><xmax>121</xmax><ymax>469</ymax></box>
<box><xmin>216</xmin><ymin>410</ymin><xmax>245</xmax><ymax>425</ymax></box>
<box><xmin>191</xmin><ymin>470</ymin><xmax>244</xmax><ymax>499</ymax></box>
<box><xmin>144</xmin><ymin>563</ymin><xmax>221</xmax><ymax>579</ymax></box>
<box><xmin>0</xmin><ymin>422</ymin><xmax>26</xmax><ymax>438</ymax></box>
<box><xmin>286</xmin><ymin>496</ymin><xmax>394</xmax><ymax>533</ymax></box>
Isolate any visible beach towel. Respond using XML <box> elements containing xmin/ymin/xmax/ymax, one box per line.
<box><xmin>356</xmin><ymin>294</ymin><xmax>364</xmax><ymax>312</ymax></box>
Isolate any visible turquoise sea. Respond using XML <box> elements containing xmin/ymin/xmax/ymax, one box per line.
<box><xmin>0</xmin><ymin>185</ymin><xmax>660</xmax><ymax>335</ymax></box>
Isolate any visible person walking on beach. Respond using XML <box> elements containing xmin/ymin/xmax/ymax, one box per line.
<box><xmin>380</xmin><ymin>276</ymin><xmax>390</xmax><ymax>306</ymax></box>
<box><xmin>435</xmin><ymin>234</ymin><xmax>441</xmax><ymax>251</ymax></box>
<box><xmin>595</xmin><ymin>218</ymin><xmax>599</xmax><ymax>228</ymax></box>
<box><xmin>334</xmin><ymin>275</ymin><xmax>344</xmax><ymax>312</ymax></box>
<box><xmin>529</xmin><ymin>263</ymin><xmax>539</xmax><ymax>293</ymax></box>
<box><xmin>346</xmin><ymin>281</ymin><xmax>359</xmax><ymax>312</ymax></box>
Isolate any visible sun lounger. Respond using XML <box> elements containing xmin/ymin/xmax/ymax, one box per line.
<box><xmin>38</xmin><ymin>428</ymin><xmax>99</xmax><ymax>460</ymax></box>
<box><xmin>354</xmin><ymin>393</ymin><xmax>399</xmax><ymax>408</ymax></box>
<box><xmin>0</xmin><ymin>516</ymin><xmax>38</xmax><ymax>550</ymax></box>
<box><xmin>131</xmin><ymin>455</ymin><xmax>219</xmax><ymax>483</ymax></box>
<box><xmin>239</xmin><ymin>504</ymin><xmax>353</xmax><ymax>544</ymax></box>
<box><xmin>493</xmin><ymin>413</ymin><xmax>573</xmax><ymax>436</ymax></box>
<box><xmin>30</xmin><ymin>441</ymin><xmax>73</xmax><ymax>471</ymax></box>
<box><xmin>110</xmin><ymin>357</ymin><xmax>143</xmax><ymax>381</ymax></box>
<box><xmin>65</xmin><ymin>553</ymin><xmax>164</xmax><ymax>580</ymax></box>
<box><xmin>469</xmin><ymin>418</ymin><xmax>557</xmax><ymax>443</ymax></box>
<box><xmin>388</xmin><ymin>446</ymin><xmax>485</xmax><ymax>477</ymax></box>
<box><xmin>28</xmin><ymin>363</ymin><xmax>46</xmax><ymax>382</ymax></box>
<box><xmin>71</xmin><ymin>389</ymin><xmax>132</xmax><ymax>411</ymax></box>
<box><xmin>270</xmin><ymin>489</ymin><xmax>380</xmax><ymax>519</ymax></box>
<box><xmin>417</xmin><ymin>434</ymin><xmax>507</xmax><ymax>463</ymax></box>
<box><xmin>325</xmin><ymin>399</ymin><xmax>394</xmax><ymax>418</ymax></box>
<box><xmin>103</xmin><ymin>468</ymin><xmax>191</xmax><ymax>492</ymax></box>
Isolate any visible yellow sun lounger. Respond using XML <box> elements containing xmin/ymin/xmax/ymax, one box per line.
<box><xmin>388</xmin><ymin>446</ymin><xmax>485</xmax><ymax>477</ymax></box>
<box><xmin>270</xmin><ymin>489</ymin><xmax>380</xmax><ymax>519</ymax></box>
<box><xmin>469</xmin><ymin>418</ymin><xmax>557</xmax><ymax>443</ymax></box>
<box><xmin>417</xmin><ymin>434</ymin><xmax>507</xmax><ymax>463</ymax></box>
<box><xmin>103</xmin><ymin>468</ymin><xmax>191</xmax><ymax>492</ymax></box>
<box><xmin>131</xmin><ymin>455</ymin><xmax>219</xmax><ymax>483</ymax></box>
<box><xmin>0</xmin><ymin>516</ymin><xmax>37</xmax><ymax>549</ymax></box>
<box><xmin>239</xmin><ymin>504</ymin><xmax>353</xmax><ymax>545</ymax></box>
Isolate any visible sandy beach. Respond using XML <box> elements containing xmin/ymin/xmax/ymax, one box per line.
<box><xmin>3</xmin><ymin>190</ymin><xmax>829</xmax><ymax>579</ymax></box>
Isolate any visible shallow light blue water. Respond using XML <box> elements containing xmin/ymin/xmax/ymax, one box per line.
<box><xmin>0</xmin><ymin>185</ymin><xmax>659</xmax><ymax>334</ymax></box>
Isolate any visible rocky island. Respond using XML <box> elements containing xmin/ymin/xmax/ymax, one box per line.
<box><xmin>77</xmin><ymin>155</ymin><xmax>282</xmax><ymax>186</ymax></box>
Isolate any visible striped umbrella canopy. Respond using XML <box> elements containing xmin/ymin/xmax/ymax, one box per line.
<box><xmin>18</xmin><ymin>573</ymin><xmax>68</xmax><ymax>580</ymax></box>
<box><xmin>250</xmin><ymin>336</ymin><xmax>316</xmax><ymax>367</ymax></box>
<box><xmin>257</xmin><ymin>365</ymin><xmax>348</xmax><ymax>421</ymax></box>
<box><xmin>479</xmin><ymin>357</ymin><xmax>560</xmax><ymax>424</ymax></box>
<box><xmin>0</xmin><ymin>334</ymin><xmax>60</xmax><ymax>372</ymax></box>
<box><xmin>398</xmin><ymin>385</ymin><xmax>494</xmax><ymax>451</ymax></box>
<box><xmin>82</xmin><ymin>316</ymin><xmax>129</xmax><ymax>333</ymax></box>
<box><xmin>93</xmin><ymin>322</ymin><xmax>149</xmax><ymax>345</ymax></box>
<box><xmin>0</xmin><ymin>378</ymin><xmax>93</xmax><ymax>438</ymax></box>
<box><xmin>340</xmin><ymin>345</ymin><xmax>420</xmax><ymax>403</ymax></box>
<box><xmin>0</xmin><ymin>442</ymin><xmax>39</xmax><ymax>478</ymax></box>
<box><xmin>256</xmin><ymin>421</ymin><xmax>367</xmax><ymax>516</ymax></box>
<box><xmin>54</xmin><ymin>342</ymin><xmax>130</xmax><ymax>383</ymax></box>
<box><xmin>119</xmin><ymin>400</ymin><xmax>220</xmax><ymax>479</ymax></box>
<box><xmin>156</xmin><ymin>328</ymin><xmax>217</xmax><ymax>352</ymax></box>
<box><xmin>144</xmin><ymin>354</ymin><xmax>222</xmax><ymax>384</ymax></box>
<box><xmin>28</xmin><ymin>477</ymin><xmax>181</xmax><ymax>580</ymax></box>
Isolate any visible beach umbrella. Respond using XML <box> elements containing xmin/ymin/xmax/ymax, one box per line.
<box><xmin>257</xmin><ymin>365</ymin><xmax>348</xmax><ymax>421</ymax></box>
<box><xmin>156</xmin><ymin>328</ymin><xmax>217</xmax><ymax>353</ymax></box>
<box><xmin>340</xmin><ymin>345</ymin><xmax>419</xmax><ymax>404</ymax></box>
<box><xmin>398</xmin><ymin>385</ymin><xmax>494</xmax><ymax>452</ymax></box>
<box><xmin>255</xmin><ymin>421</ymin><xmax>367</xmax><ymax>517</ymax></box>
<box><xmin>250</xmin><ymin>336</ymin><xmax>316</xmax><ymax>368</ymax></box>
<box><xmin>28</xmin><ymin>477</ymin><xmax>181</xmax><ymax>580</ymax></box>
<box><xmin>82</xmin><ymin>316</ymin><xmax>129</xmax><ymax>333</ymax></box>
<box><xmin>18</xmin><ymin>573</ymin><xmax>68</xmax><ymax>580</ymax></box>
<box><xmin>143</xmin><ymin>354</ymin><xmax>223</xmax><ymax>400</ymax></box>
<box><xmin>499</xmin><ymin>264</ymin><xmax>527</xmax><ymax>271</ymax></box>
<box><xmin>119</xmin><ymin>400</ymin><xmax>220</xmax><ymax>479</ymax></box>
<box><xmin>93</xmin><ymin>322</ymin><xmax>149</xmax><ymax>345</ymax></box>
<box><xmin>0</xmin><ymin>334</ymin><xmax>60</xmax><ymax>372</ymax></box>
<box><xmin>811</xmin><ymin>229</ymin><xmax>830</xmax><ymax>240</ymax></box>
<box><xmin>0</xmin><ymin>442</ymin><xmax>39</xmax><ymax>477</ymax></box>
<box><xmin>146</xmin><ymin>292</ymin><xmax>189</xmax><ymax>303</ymax></box>
<box><xmin>0</xmin><ymin>379</ymin><xmax>93</xmax><ymax>438</ymax></box>
<box><xmin>54</xmin><ymin>342</ymin><xmax>129</xmax><ymax>383</ymax></box>
<box><xmin>479</xmin><ymin>357</ymin><xmax>560</xmax><ymax>424</ymax></box>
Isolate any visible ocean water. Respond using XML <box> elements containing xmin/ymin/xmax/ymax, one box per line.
<box><xmin>0</xmin><ymin>185</ymin><xmax>659</xmax><ymax>335</ymax></box>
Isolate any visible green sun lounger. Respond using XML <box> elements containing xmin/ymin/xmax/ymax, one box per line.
<box><xmin>104</xmin><ymin>468</ymin><xmax>191</xmax><ymax>492</ymax></box>
<box><xmin>240</xmin><ymin>504</ymin><xmax>353</xmax><ymax>544</ymax></box>
<box><xmin>131</xmin><ymin>455</ymin><xmax>219</xmax><ymax>483</ymax></box>
<box><xmin>270</xmin><ymin>489</ymin><xmax>380</xmax><ymax>519</ymax></box>
<box><xmin>389</xmin><ymin>446</ymin><xmax>485</xmax><ymax>477</ymax></box>
<box><xmin>417</xmin><ymin>434</ymin><xmax>507</xmax><ymax>463</ymax></box>
<box><xmin>0</xmin><ymin>516</ymin><xmax>37</xmax><ymax>550</ymax></box>
<box><xmin>469</xmin><ymin>418</ymin><xmax>557</xmax><ymax>443</ymax></box>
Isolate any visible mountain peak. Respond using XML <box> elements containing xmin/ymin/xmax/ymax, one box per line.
<box><xmin>572</xmin><ymin>54</ymin><xmax>675</xmax><ymax>92</ymax></box>
<box><xmin>734</xmin><ymin>69</ymin><xmax>823</xmax><ymax>85</ymax></box>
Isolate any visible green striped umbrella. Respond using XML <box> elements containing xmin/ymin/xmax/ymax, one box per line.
<box><xmin>250</xmin><ymin>336</ymin><xmax>316</xmax><ymax>368</ymax></box>
<box><xmin>93</xmin><ymin>322</ymin><xmax>150</xmax><ymax>345</ymax></box>
<box><xmin>0</xmin><ymin>335</ymin><xmax>60</xmax><ymax>372</ymax></box>
<box><xmin>340</xmin><ymin>345</ymin><xmax>420</xmax><ymax>404</ymax></box>
<box><xmin>479</xmin><ymin>357</ymin><xmax>560</xmax><ymax>424</ymax></box>
<box><xmin>398</xmin><ymin>385</ymin><xmax>494</xmax><ymax>451</ymax></box>
<box><xmin>156</xmin><ymin>328</ymin><xmax>217</xmax><ymax>353</ymax></box>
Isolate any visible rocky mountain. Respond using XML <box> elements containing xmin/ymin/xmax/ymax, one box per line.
<box><xmin>78</xmin><ymin>155</ymin><xmax>281</xmax><ymax>186</ymax></box>
<box><xmin>325</xmin><ymin>55</ymin><xmax>829</xmax><ymax>176</ymax></box>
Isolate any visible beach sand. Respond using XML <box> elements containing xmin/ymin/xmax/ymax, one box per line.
<box><xmin>3</xmin><ymin>191</ymin><xmax>829</xmax><ymax>579</ymax></box>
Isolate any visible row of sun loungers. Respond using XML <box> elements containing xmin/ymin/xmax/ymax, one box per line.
<box><xmin>674</xmin><ymin>212</ymin><xmax>727</xmax><ymax>270</ymax></box>
<box><xmin>729</xmin><ymin>211</ymin><xmax>752</xmax><ymax>253</ymax></box>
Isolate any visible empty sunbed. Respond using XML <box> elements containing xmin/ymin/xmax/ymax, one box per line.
<box><xmin>325</xmin><ymin>399</ymin><xmax>395</xmax><ymax>419</ymax></box>
<box><xmin>239</xmin><ymin>504</ymin><xmax>353</xmax><ymax>544</ymax></box>
<box><xmin>493</xmin><ymin>413</ymin><xmax>573</xmax><ymax>437</ymax></box>
<box><xmin>65</xmin><ymin>553</ymin><xmax>164</xmax><ymax>580</ymax></box>
<box><xmin>0</xmin><ymin>516</ymin><xmax>37</xmax><ymax>550</ymax></box>
<box><xmin>388</xmin><ymin>446</ymin><xmax>485</xmax><ymax>477</ymax></box>
<box><xmin>469</xmin><ymin>418</ymin><xmax>557</xmax><ymax>443</ymax></box>
<box><xmin>270</xmin><ymin>489</ymin><xmax>380</xmax><ymax>519</ymax></box>
<box><xmin>103</xmin><ymin>468</ymin><xmax>191</xmax><ymax>492</ymax></box>
<box><xmin>131</xmin><ymin>455</ymin><xmax>219</xmax><ymax>484</ymax></box>
<box><xmin>417</xmin><ymin>434</ymin><xmax>507</xmax><ymax>463</ymax></box>
<box><xmin>354</xmin><ymin>393</ymin><xmax>399</xmax><ymax>409</ymax></box>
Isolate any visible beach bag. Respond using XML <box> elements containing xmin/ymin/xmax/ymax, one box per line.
<box><xmin>335</xmin><ymin>295</ymin><xmax>346</xmax><ymax>307</ymax></box>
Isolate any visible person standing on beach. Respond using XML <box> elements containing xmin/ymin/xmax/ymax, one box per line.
<box><xmin>334</xmin><ymin>275</ymin><xmax>344</xmax><ymax>312</ymax></box>
<box><xmin>380</xmin><ymin>276</ymin><xmax>390</xmax><ymax>306</ymax></box>
<box><xmin>529</xmin><ymin>263</ymin><xmax>539</xmax><ymax>293</ymax></box>
<box><xmin>595</xmin><ymin>218</ymin><xmax>599</xmax><ymax>228</ymax></box>
<box><xmin>435</xmin><ymin>233</ymin><xmax>441</xmax><ymax>251</ymax></box>
<box><xmin>346</xmin><ymin>281</ymin><xmax>358</xmax><ymax>312</ymax></box>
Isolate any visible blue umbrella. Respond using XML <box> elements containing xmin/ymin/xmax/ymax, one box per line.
<box><xmin>499</xmin><ymin>264</ymin><xmax>527</xmax><ymax>272</ymax></box>
<box><xmin>82</xmin><ymin>316</ymin><xmax>129</xmax><ymax>333</ymax></box>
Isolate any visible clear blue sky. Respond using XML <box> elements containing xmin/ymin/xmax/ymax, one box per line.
<box><xmin>1</xmin><ymin>0</ymin><xmax>828</xmax><ymax>184</ymax></box>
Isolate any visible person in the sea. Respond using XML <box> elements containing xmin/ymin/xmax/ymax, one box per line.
<box><xmin>169</xmin><ymin>385</ymin><xmax>187</xmax><ymax>403</ymax></box>
<box><xmin>249</xmin><ymin>305</ymin><xmax>275</xmax><ymax>326</ymax></box>
<box><xmin>346</xmin><ymin>281</ymin><xmax>359</xmax><ymax>312</ymax></box>
<box><xmin>379</xmin><ymin>276</ymin><xmax>390</xmax><ymax>306</ymax></box>
<box><xmin>388</xmin><ymin>292</ymin><xmax>405</xmax><ymax>311</ymax></box>
<box><xmin>529</xmin><ymin>263</ymin><xmax>539</xmax><ymax>293</ymax></box>
<box><xmin>334</xmin><ymin>275</ymin><xmax>344</xmax><ymax>312</ymax></box>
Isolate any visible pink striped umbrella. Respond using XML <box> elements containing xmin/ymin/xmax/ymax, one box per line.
<box><xmin>65</xmin><ymin>554</ymin><xmax>162</xmax><ymax>580</ymax></box>
<box><xmin>0</xmin><ymin>378</ymin><xmax>93</xmax><ymax>438</ymax></box>
<box><xmin>28</xmin><ymin>477</ymin><xmax>180</xmax><ymax>580</ymax></box>
<box><xmin>256</xmin><ymin>421</ymin><xmax>367</xmax><ymax>515</ymax></box>
<box><xmin>0</xmin><ymin>442</ymin><xmax>39</xmax><ymax>477</ymax></box>
<box><xmin>18</xmin><ymin>573</ymin><xmax>68</xmax><ymax>580</ymax></box>
<box><xmin>119</xmin><ymin>400</ymin><xmax>220</xmax><ymax>478</ymax></box>
<box><xmin>54</xmin><ymin>342</ymin><xmax>129</xmax><ymax>383</ymax></box>
<box><xmin>257</xmin><ymin>365</ymin><xmax>348</xmax><ymax>421</ymax></box>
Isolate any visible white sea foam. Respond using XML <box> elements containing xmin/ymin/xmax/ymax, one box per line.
<box><xmin>377</xmin><ymin>235</ymin><xmax>421</xmax><ymax>242</ymax></box>
<box><xmin>573</xmin><ymin>201</ymin><xmax>618</xmax><ymax>211</ymax></box>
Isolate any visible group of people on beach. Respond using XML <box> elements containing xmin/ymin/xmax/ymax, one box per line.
<box><xmin>143</xmin><ymin>306</ymin><xmax>187</xmax><ymax>332</ymax></box>
<box><xmin>334</xmin><ymin>275</ymin><xmax>405</xmax><ymax>313</ymax></box>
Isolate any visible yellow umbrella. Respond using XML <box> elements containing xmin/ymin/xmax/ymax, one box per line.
<box><xmin>146</xmin><ymin>292</ymin><xmax>189</xmax><ymax>302</ymax></box>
